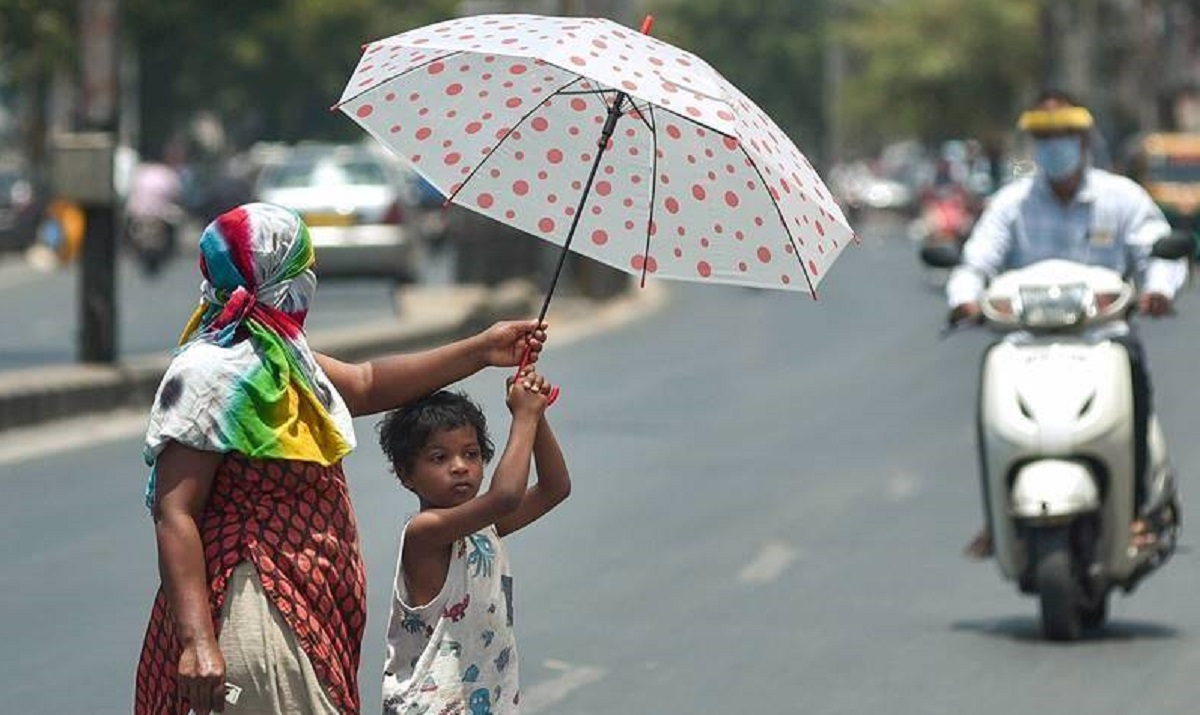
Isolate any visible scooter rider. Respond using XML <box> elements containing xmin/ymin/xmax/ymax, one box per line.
<box><xmin>947</xmin><ymin>89</ymin><xmax>1187</xmax><ymax>558</ymax></box>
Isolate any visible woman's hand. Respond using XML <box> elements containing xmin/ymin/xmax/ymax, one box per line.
<box><xmin>178</xmin><ymin>638</ymin><xmax>227</xmax><ymax>714</ymax></box>
<box><xmin>478</xmin><ymin>320</ymin><xmax>548</xmax><ymax>368</ymax></box>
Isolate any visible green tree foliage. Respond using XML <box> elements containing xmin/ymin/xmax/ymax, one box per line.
<box><xmin>0</xmin><ymin>0</ymin><xmax>77</xmax><ymax>84</ymax></box>
<box><xmin>0</xmin><ymin>0</ymin><xmax>77</xmax><ymax>165</ymax></box>
<box><xmin>123</xmin><ymin>0</ymin><xmax>458</xmax><ymax>152</ymax></box>
<box><xmin>836</xmin><ymin>0</ymin><xmax>1042</xmax><ymax>152</ymax></box>
<box><xmin>645</xmin><ymin>0</ymin><xmax>831</xmax><ymax>162</ymax></box>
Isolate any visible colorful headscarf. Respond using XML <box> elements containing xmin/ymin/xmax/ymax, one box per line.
<box><xmin>143</xmin><ymin>203</ymin><xmax>356</xmax><ymax>507</ymax></box>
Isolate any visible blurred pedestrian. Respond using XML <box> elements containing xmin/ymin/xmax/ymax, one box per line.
<box><xmin>376</xmin><ymin>377</ymin><xmax>569</xmax><ymax>715</ymax></box>
<box><xmin>134</xmin><ymin>202</ymin><xmax>547</xmax><ymax>715</ymax></box>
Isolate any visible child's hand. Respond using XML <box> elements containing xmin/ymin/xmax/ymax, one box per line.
<box><xmin>506</xmin><ymin>369</ymin><xmax>552</xmax><ymax>417</ymax></box>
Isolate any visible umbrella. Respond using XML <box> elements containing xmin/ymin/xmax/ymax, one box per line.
<box><xmin>336</xmin><ymin>13</ymin><xmax>855</xmax><ymax>329</ymax></box>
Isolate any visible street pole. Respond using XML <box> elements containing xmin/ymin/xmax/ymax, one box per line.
<box><xmin>76</xmin><ymin>0</ymin><xmax>120</xmax><ymax>363</ymax></box>
<box><xmin>823</xmin><ymin>7</ymin><xmax>847</xmax><ymax>169</ymax></box>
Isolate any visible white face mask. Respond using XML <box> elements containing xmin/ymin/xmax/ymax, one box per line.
<box><xmin>1033</xmin><ymin>136</ymin><xmax>1084</xmax><ymax>181</ymax></box>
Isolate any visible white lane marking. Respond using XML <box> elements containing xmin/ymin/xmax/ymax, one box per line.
<box><xmin>522</xmin><ymin>660</ymin><xmax>607</xmax><ymax>713</ymax></box>
<box><xmin>886</xmin><ymin>471</ymin><xmax>920</xmax><ymax>501</ymax></box>
<box><xmin>738</xmin><ymin>540</ymin><xmax>798</xmax><ymax>584</ymax></box>
<box><xmin>0</xmin><ymin>409</ymin><xmax>147</xmax><ymax>467</ymax></box>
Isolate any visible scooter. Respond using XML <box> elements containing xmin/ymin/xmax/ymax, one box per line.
<box><xmin>917</xmin><ymin>190</ymin><xmax>975</xmax><ymax>246</ymax></box>
<box><xmin>124</xmin><ymin>205</ymin><xmax>182</xmax><ymax>277</ymax></box>
<box><xmin>910</xmin><ymin>188</ymin><xmax>979</xmax><ymax>287</ymax></box>
<box><xmin>922</xmin><ymin>234</ymin><xmax>1191</xmax><ymax>640</ymax></box>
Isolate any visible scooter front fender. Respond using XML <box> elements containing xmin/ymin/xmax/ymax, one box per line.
<box><xmin>1011</xmin><ymin>459</ymin><xmax>1101</xmax><ymax>522</ymax></box>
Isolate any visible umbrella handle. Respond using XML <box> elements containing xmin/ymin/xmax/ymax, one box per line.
<box><xmin>515</xmin><ymin>346</ymin><xmax>560</xmax><ymax>407</ymax></box>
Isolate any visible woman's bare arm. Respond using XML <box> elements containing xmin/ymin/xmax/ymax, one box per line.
<box><xmin>152</xmin><ymin>442</ymin><xmax>227</xmax><ymax>713</ymax></box>
<box><xmin>316</xmin><ymin>341</ymin><xmax>486</xmax><ymax>417</ymax></box>
<box><xmin>315</xmin><ymin>320</ymin><xmax>546</xmax><ymax>416</ymax></box>
<box><xmin>153</xmin><ymin>443</ymin><xmax>222</xmax><ymax>647</ymax></box>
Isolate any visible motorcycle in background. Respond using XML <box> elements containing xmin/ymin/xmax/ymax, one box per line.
<box><xmin>910</xmin><ymin>184</ymin><xmax>981</xmax><ymax>287</ymax></box>
<box><xmin>922</xmin><ymin>233</ymin><xmax>1191</xmax><ymax>640</ymax></box>
<box><xmin>124</xmin><ymin>161</ymin><xmax>184</xmax><ymax>277</ymax></box>
<box><xmin>916</xmin><ymin>188</ymin><xmax>975</xmax><ymax>246</ymax></box>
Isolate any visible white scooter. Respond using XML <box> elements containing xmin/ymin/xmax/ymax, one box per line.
<box><xmin>923</xmin><ymin>234</ymin><xmax>1191</xmax><ymax>640</ymax></box>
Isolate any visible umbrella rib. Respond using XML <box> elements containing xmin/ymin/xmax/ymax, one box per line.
<box><xmin>636</xmin><ymin>102</ymin><xmax>816</xmax><ymax>297</ymax></box>
<box><xmin>737</xmin><ymin>148</ymin><xmax>817</xmax><ymax>299</ymax></box>
<box><xmin>640</xmin><ymin>105</ymin><xmax>661</xmax><ymax>289</ymax></box>
<box><xmin>557</xmin><ymin>89</ymin><xmax>619</xmax><ymax>96</ymax></box>
<box><xmin>445</xmin><ymin>75</ymin><xmax>588</xmax><ymax>205</ymax></box>
<box><xmin>559</xmin><ymin>89</ymin><xmax>651</xmax><ymax>132</ymax></box>
<box><xmin>625</xmin><ymin>101</ymin><xmax>655</xmax><ymax>133</ymax></box>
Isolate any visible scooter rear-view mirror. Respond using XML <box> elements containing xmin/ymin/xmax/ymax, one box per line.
<box><xmin>1151</xmin><ymin>230</ymin><xmax>1195</xmax><ymax>260</ymax></box>
<box><xmin>919</xmin><ymin>242</ymin><xmax>962</xmax><ymax>268</ymax></box>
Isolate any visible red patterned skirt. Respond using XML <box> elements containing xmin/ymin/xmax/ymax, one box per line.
<box><xmin>135</xmin><ymin>454</ymin><xmax>367</xmax><ymax>714</ymax></box>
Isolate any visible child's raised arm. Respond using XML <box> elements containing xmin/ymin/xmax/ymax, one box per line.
<box><xmin>496</xmin><ymin>408</ymin><xmax>571</xmax><ymax>537</ymax></box>
<box><xmin>405</xmin><ymin>371</ymin><xmax>551</xmax><ymax>551</ymax></box>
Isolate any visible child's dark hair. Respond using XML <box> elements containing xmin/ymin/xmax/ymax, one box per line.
<box><xmin>377</xmin><ymin>390</ymin><xmax>495</xmax><ymax>478</ymax></box>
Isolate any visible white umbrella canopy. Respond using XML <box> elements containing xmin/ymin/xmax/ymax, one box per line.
<box><xmin>337</xmin><ymin>13</ymin><xmax>855</xmax><ymax>299</ymax></box>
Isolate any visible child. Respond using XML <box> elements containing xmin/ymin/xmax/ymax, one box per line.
<box><xmin>377</xmin><ymin>370</ymin><xmax>570</xmax><ymax>715</ymax></box>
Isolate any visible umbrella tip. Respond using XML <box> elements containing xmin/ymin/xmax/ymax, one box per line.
<box><xmin>640</xmin><ymin>15</ymin><xmax>655</xmax><ymax>35</ymax></box>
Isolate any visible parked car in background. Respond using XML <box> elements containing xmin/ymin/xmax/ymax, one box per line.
<box><xmin>393</xmin><ymin>161</ymin><xmax>449</xmax><ymax>252</ymax></box>
<box><xmin>255</xmin><ymin>143</ymin><xmax>424</xmax><ymax>282</ymax></box>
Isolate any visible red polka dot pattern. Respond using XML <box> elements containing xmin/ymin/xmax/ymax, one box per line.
<box><xmin>135</xmin><ymin>455</ymin><xmax>365</xmax><ymax>715</ymax></box>
<box><xmin>338</xmin><ymin>14</ymin><xmax>853</xmax><ymax>292</ymax></box>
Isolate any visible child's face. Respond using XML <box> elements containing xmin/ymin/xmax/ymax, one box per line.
<box><xmin>401</xmin><ymin>425</ymin><xmax>486</xmax><ymax>508</ymax></box>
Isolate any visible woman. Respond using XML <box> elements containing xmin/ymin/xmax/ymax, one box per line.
<box><xmin>134</xmin><ymin>203</ymin><xmax>545</xmax><ymax>715</ymax></box>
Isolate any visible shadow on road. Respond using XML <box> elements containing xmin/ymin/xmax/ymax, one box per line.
<box><xmin>951</xmin><ymin>616</ymin><xmax>1180</xmax><ymax>643</ymax></box>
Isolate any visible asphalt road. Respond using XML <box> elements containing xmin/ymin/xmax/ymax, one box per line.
<box><xmin>3</xmin><ymin>215</ymin><xmax>1200</xmax><ymax>714</ymax></box>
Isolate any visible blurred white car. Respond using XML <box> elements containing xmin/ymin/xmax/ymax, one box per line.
<box><xmin>255</xmin><ymin>144</ymin><xmax>423</xmax><ymax>282</ymax></box>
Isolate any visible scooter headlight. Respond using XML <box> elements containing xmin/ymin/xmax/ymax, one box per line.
<box><xmin>1018</xmin><ymin>283</ymin><xmax>1089</xmax><ymax>327</ymax></box>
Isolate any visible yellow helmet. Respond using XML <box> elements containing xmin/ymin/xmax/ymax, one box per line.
<box><xmin>1017</xmin><ymin>106</ymin><xmax>1095</xmax><ymax>133</ymax></box>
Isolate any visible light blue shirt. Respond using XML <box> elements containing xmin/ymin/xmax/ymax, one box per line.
<box><xmin>947</xmin><ymin>167</ymin><xmax>1185</xmax><ymax>306</ymax></box>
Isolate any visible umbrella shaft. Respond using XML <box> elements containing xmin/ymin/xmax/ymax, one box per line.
<box><xmin>535</xmin><ymin>91</ymin><xmax>628</xmax><ymax>325</ymax></box>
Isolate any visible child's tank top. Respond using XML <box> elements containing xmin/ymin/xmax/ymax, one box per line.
<box><xmin>383</xmin><ymin>522</ymin><xmax>520</xmax><ymax>714</ymax></box>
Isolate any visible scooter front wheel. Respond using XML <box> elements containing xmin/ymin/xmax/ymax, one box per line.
<box><xmin>1080</xmin><ymin>593</ymin><xmax>1108</xmax><ymax>629</ymax></box>
<box><xmin>1033</xmin><ymin>527</ymin><xmax>1083</xmax><ymax>641</ymax></box>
